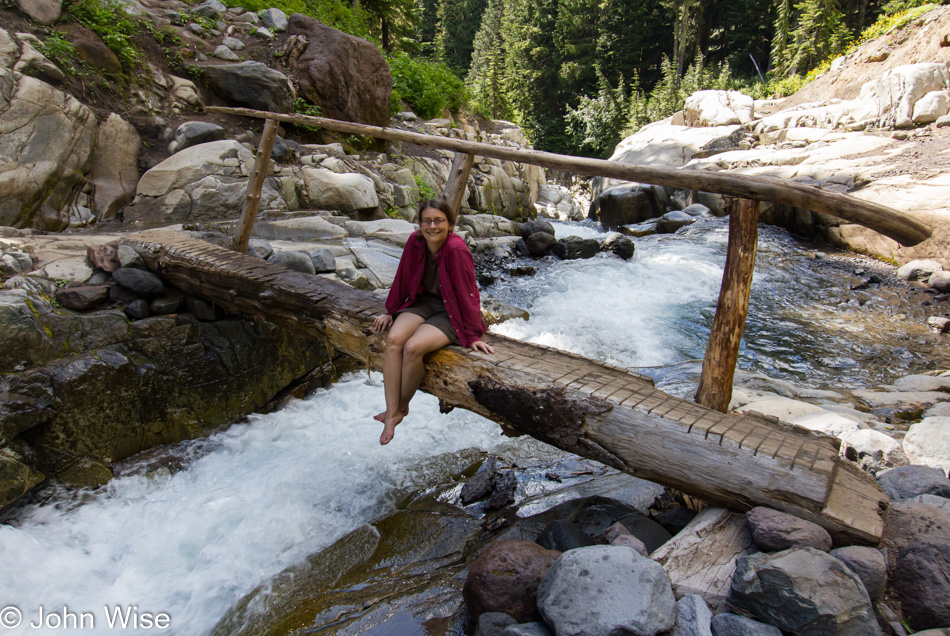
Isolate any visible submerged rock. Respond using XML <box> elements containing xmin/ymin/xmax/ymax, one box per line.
<box><xmin>464</xmin><ymin>540</ymin><xmax>561</xmax><ymax>623</ymax></box>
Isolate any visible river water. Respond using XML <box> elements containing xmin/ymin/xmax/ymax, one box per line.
<box><xmin>0</xmin><ymin>217</ymin><xmax>945</xmax><ymax>635</ymax></box>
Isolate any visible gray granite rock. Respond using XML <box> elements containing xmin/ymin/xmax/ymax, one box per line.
<box><xmin>123</xmin><ymin>298</ymin><xmax>151</xmax><ymax>319</ymax></box>
<box><xmin>54</xmin><ymin>285</ymin><xmax>109</xmax><ymax>311</ymax></box>
<box><xmin>730</xmin><ymin>547</ymin><xmax>881</xmax><ymax>635</ymax></box>
<box><xmin>877</xmin><ymin>465</ymin><xmax>950</xmax><ymax>501</ymax></box>
<box><xmin>830</xmin><ymin>546</ymin><xmax>886</xmax><ymax>601</ymax></box>
<box><xmin>260</xmin><ymin>7</ymin><xmax>288</xmax><ymax>31</ymax></box>
<box><xmin>656</xmin><ymin>210</ymin><xmax>698</xmax><ymax>234</ymax></box>
<box><xmin>537</xmin><ymin>545</ymin><xmax>675</xmax><ymax>636</ymax></box>
<box><xmin>600</xmin><ymin>233</ymin><xmax>634</xmax><ymax>259</ymax></box>
<box><xmin>746</xmin><ymin>506</ymin><xmax>833</xmax><ymax>552</ymax></box>
<box><xmin>525</xmin><ymin>232</ymin><xmax>557</xmax><ymax>256</ymax></box>
<box><xmin>520</xmin><ymin>219</ymin><xmax>555</xmax><ymax>240</ymax></box>
<box><xmin>552</xmin><ymin>237</ymin><xmax>600</xmax><ymax>260</ymax></box>
<box><xmin>673</xmin><ymin>594</ymin><xmax>713</xmax><ymax>636</ymax></box>
<box><xmin>150</xmin><ymin>289</ymin><xmax>184</xmax><ymax>315</ymax></box>
<box><xmin>112</xmin><ymin>267</ymin><xmax>164</xmax><ymax>295</ymax></box>
<box><xmin>710</xmin><ymin>613</ymin><xmax>781</xmax><ymax>636</ymax></box>
<box><xmin>169</xmin><ymin>121</ymin><xmax>227</xmax><ymax>155</ymax></box>
<box><xmin>268</xmin><ymin>250</ymin><xmax>316</xmax><ymax>275</ymax></box>
<box><xmin>475</xmin><ymin>612</ymin><xmax>517</xmax><ymax>636</ymax></box>
<box><xmin>893</xmin><ymin>541</ymin><xmax>950</xmax><ymax>631</ymax></box>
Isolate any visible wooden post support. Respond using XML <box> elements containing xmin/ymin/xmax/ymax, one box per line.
<box><xmin>443</xmin><ymin>152</ymin><xmax>475</xmax><ymax>215</ymax></box>
<box><xmin>696</xmin><ymin>198</ymin><xmax>760</xmax><ymax>413</ymax></box>
<box><xmin>233</xmin><ymin>118</ymin><xmax>280</xmax><ymax>253</ymax></box>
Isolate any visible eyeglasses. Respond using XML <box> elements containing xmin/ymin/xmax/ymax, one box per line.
<box><xmin>420</xmin><ymin>218</ymin><xmax>448</xmax><ymax>227</ymax></box>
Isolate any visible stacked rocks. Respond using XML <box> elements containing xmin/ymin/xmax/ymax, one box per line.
<box><xmin>463</xmin><ymin>491</ymin><xmax>950</xmax><ymax>635</ymax></box>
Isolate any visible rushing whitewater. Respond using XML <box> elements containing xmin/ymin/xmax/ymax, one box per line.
<box><xmin>0</xmin><ymin>216</ymin><xmax>943</xmax><ymax>635</ymax></box>
<box><xmin>0</xmin><ymin>377</ymin><xmax>506</xmax><ymax>635</ymax></box>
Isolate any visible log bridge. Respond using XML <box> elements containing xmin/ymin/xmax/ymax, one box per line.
<box><xmin>124</xmin><ymin>229</ymin><xmax>887</xmax><ymax>544</ymax></box>
<box><xmin>121</xmin><ymin>109</ymin><xmax>935</xmax><ymax>544</ymax></box>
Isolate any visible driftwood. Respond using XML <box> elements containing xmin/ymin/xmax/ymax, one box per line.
<box><xmin>650</xmin><ymin>507</ymin><xmax>756</xmax><ymax>612</ymax></box>
<box><xmin>121</xmin><ymin>229</ymin><xmax>889</xmax><ymax>544</ymax></box>
<box><xmin>205</xmin><ymin>106</ymin><xmax>931</xmax><ymax>247</ymax></box>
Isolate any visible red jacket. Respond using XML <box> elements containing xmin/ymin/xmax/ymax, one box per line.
<box><xmin>386</xmin><ymin>231</ymin><xmax>488</xmax><ymax>348</ymax></box>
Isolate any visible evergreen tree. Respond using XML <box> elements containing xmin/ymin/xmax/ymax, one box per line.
<box><xmin>468</xmin><ymin>0</ymin><xmax>510</xmax><ymax>118</ymax></box>
<box><xmin>504</xmin><ymin>0</ymin><xmax>567</xmax><ymax>151</ymax></box>
<box><xmin>416</xmin><ymin>0</ymin><xmax>440</xmax><ymax>56</ymax></box>
<box><xmin>564</xmin><ymin>69</ymin><xmax>629</xmax><ymax>157</ymax></box>
<box><xmin>435</xmin><ymin>0</ymin><xmax>488</xmax><ymax>74</ymax></box>
<box><xmin>596</xmin><ymin>0</ymin><xmax>671</xmax><ymax>90</ymax></box>
<box><xmin>771</xmin><ymin>0</ymin><xmax>794</xmax><ymax>74</ymax></box>
<box><xmin>787</xmin><ymin>0</ymin><xmax>851</xmax><ymax>74</ymax></box>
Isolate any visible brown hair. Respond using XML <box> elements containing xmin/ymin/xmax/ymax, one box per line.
<box><xmin>416</xmin><ymin>198</ymin><xmax>456</xmax><ymax>228</ymax></box>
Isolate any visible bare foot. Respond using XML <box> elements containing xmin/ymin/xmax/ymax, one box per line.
<box><xmin>379</xmin><ymin>412</ymin><xmax>405</xmax><ymax>445</ymax></box>
<box><xmin>374</xmin><ymin>407</ymin><xmax>407</xmax><ymax>423</ymax></box>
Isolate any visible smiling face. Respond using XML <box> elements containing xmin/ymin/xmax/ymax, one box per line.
<box><xmin>419</xmin><ymin>206</ymin><xmax>451</xmax><ymax>252</ymax></box>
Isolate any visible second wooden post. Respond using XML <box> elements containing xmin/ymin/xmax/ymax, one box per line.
<box><xmin>443</xmin><ymin>152</ymin><xmax>475</xmax><ymax>214</ymax></box>
<box><xmin>695</xmin><ymin>198</ymin><xmax>760</xmax><ymax>413</ymax></box>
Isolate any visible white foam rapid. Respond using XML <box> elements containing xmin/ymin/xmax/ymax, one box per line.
<box><xmin>0</xmin><ymin>375</ymin><xmax>506</xmax><ymax>635</ymax></box>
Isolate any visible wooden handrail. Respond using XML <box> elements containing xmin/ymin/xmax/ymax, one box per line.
<box><xmin>206</xmin><ymin>106</ymin><xmax>932</xmax><ymax>247</ymax></box>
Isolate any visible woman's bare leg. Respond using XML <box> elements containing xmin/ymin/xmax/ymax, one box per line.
<box><xmin>395</xmin><ymin>324</ymin><xmax>452</xmax><ymax>419</ymax></box>
<box><xmin>375</xmin><ymin>313</ymin><xmax>425</xmax><ymax>439</ymax></box>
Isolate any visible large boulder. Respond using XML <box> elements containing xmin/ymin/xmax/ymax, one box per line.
<box><xmin>0</xmin><ymin>290</ymin><xmax>58</xmax><ymax>375</ymax></box>
<box><xmin>200</xmin><ymin>61</ymin><xmax>294</xmax><ymax>113</ymax></box>
<box><xmin>0</xmin><ymin>68</ymin><xmax>97</xmax><ymax>230</ymax></box>
<box><xmin>883</xmin><ymin>499</ymin><xmax>950</xmax><ymax>631</ymax></box>
<box><xmin>903</xmin><ymin>417</ymin><xmax>950</xmax><ymax>473</ymax></box>
<box><xmin>463</xmin><ymin>540</ymin><xmax>561</xmax><ymax>623</ymax></box>
<box><xmin>683</xmin><ymin>90</ymin><xmax>754</xmax><ymax>127</ymax></box>
<box><xmin>877</xmin><ymin>465</ymin><xmax>950</xmax><ymax>501</ymax></box>
<box><xmin>288</xmin><ymin>14</ymin><xmax>392</xmax><ymax>127</ymax></box>
<box><xmin>596</xmin><ymin>184</ymin><xmax>661</xmax><ymax>228</ymax></box>
<box><xmin>89</xmin><ymin>113</ymin><xmax>139</xmax><ymax>221</ymax></box>
<box><xmin>869</xmin><ymin>63</ymin><xmax>950</xmax><ymax>129</ymax></box>
<box><xmin>730</xmin><ymin>547</ymin><xmax>881</xmax><ymax>635</ymax></box>
<box><xmin>61</xmin><ymin>24</ymin><xmax>122</xmax><ymax>74</ymax></box>
<box><xmin>300</xmin><ymin>167</ymin><xmax>378</xmax><ymax>212</ymax></box>
<box><xmin>125</xmin><ymin>140</ymin><xmax>285</xmax><ymax>223</ymax></box>
<box><xmin>537</xmin><ymin>545</ymin><xmax>676</xmax><ymax>636</ymax></box>
<box><xmin>15</xmin><ymin>0</ymin><xmax>61</xmax><ymax>24</ymax></box>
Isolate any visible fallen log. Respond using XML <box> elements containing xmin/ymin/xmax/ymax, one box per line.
<box><xmin>121</xmin><ymin>229</ymin><xmax>889</xmax><ymax>544</ymax></box>
<box><xmin>205</xmin><ymin>106</ymin><xmax>931</xmax><ymax>247</ymax></box>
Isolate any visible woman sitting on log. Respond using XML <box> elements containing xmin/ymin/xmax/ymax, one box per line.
<box><xmin>372</xmin><ymin>199</ymin><xmax>495</xmax><ymax>445</ymax></box>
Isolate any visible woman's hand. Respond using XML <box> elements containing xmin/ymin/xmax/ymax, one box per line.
<box><xmin>373</xmin><ymin>314</ymin><xmax>393</xmax><ymax>334</ymax></box>
<box><xmin>470</xmin><ymin>340</ymin><xmax>495</xmax><ymax>354</ymax></box>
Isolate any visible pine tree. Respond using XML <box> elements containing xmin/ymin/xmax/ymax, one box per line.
<box><xmin>771</xmin><ymin>0</ymin><xmax>794</xmax><ymax>74</ymax></box>
<box><xmin>435</xmin><ymin>0</ymin><xmax>489</xmax><ymax>74</ymax></box>
<box><xmin>787</xmin><ymin>0</ymin><xmax>851</xmax><ymax>74</ymax></box>
<box><xmin>468</xmin><ymin>0</ymin><xmax>510</xmax><ymax>118</ymax></box>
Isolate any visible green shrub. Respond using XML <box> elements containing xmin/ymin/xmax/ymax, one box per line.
<box><xmin>413</xmin><ymin>171</ymin><xmax>436</xmax><ymax>200</ymax></box>
<box><xmin>65</xmin><ymin>0</ymin><xmax>141</xmax><ymax>69</ymax></box>
<box><xmin>38</xmin><ymin>30</ymin><xmax>81</xmax><ymax>73</ymax></box>
<box><xmin>388</xmin><ymin>52</ymin><xmax>468</xmax><ymax>119</ymax></box>
<box><xmin>218</xmin><ymin>0</ymin><xmax>372</xmax><ymax>40</ymax></box>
